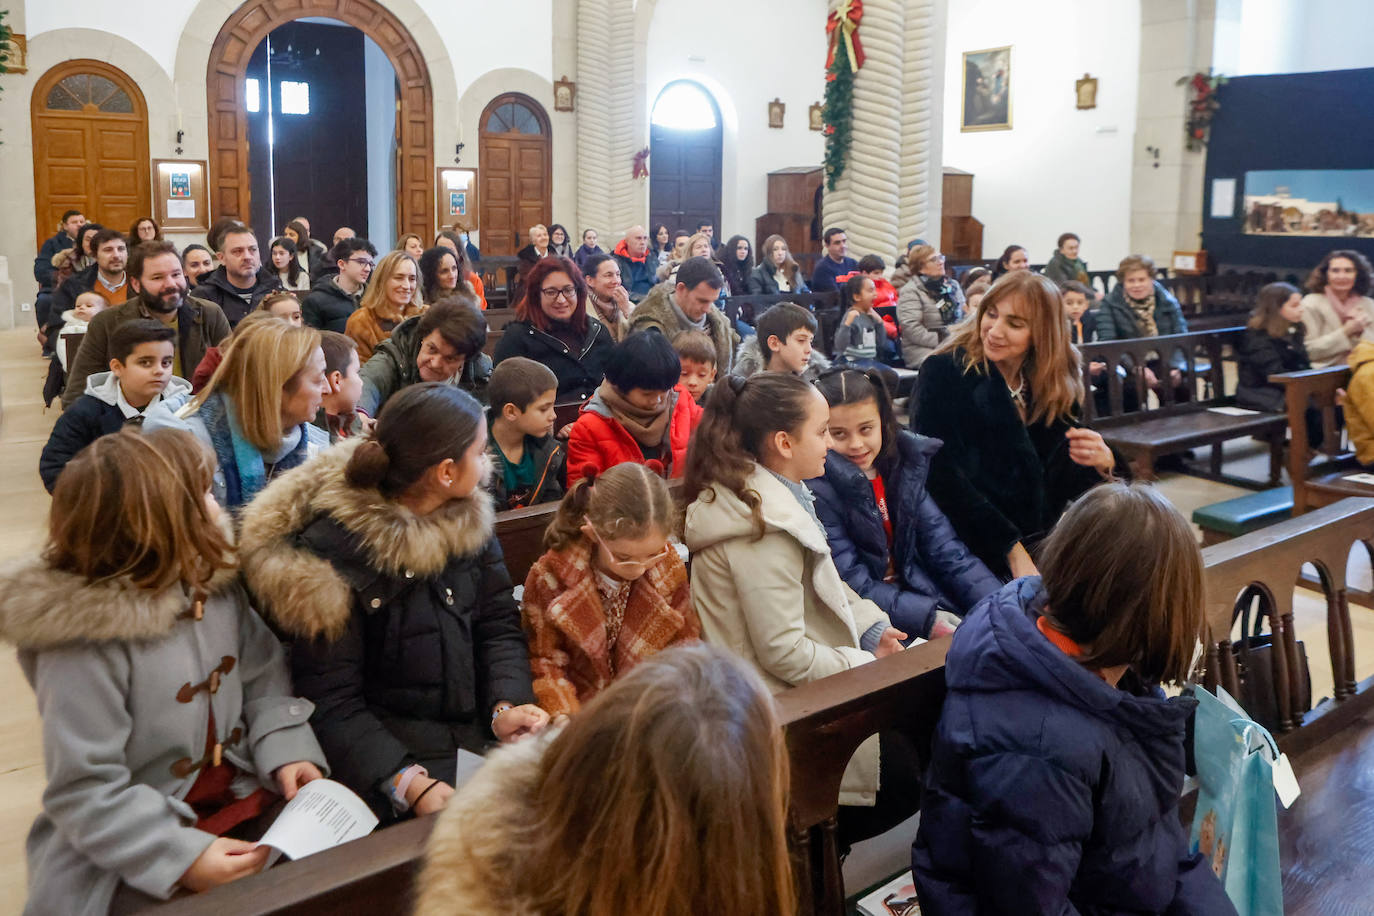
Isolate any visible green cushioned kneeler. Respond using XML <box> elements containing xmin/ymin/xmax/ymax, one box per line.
<box><xmin>1191</xmin><ymin>486</ymin><xmax>1293</xmax><ymax>536</ymax></box>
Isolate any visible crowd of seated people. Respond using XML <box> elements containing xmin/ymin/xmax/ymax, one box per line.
<box><xmin>23</xmin><ymin>200</ymin><xmax>1365</xmax><ymax>912</ymax></box>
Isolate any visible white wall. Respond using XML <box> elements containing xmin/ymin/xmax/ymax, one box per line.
<box><xmin>363</xmin><ymin>36</ymin><xmax>398</xmax><ymax>247</ymax></box>
<box><xmin>644</xmin><ymin>0</ymin><xmax>827</xmax><ymax>239</ymax></box>
<box><xmin>941</xmin><ymin>0</ymin><xmax>1141</xmax><ymax>267</ymax></box>
<box><xmin>1214</xmin><ymin>0</ymin><xmax>1374</xmax><ymax>76</ymax></box>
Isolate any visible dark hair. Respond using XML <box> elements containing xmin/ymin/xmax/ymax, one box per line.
<box><xmin>823</xmin><ymin>226</ymin><xmax>846</xmax><ymax>245</ymax></box>
<box><xmin>1307</xmin><ymin>249</ymin><xmax>1373</xmax><ymax>297</ymax></box>
<box><xmin>1248</xmin><ymin>281</ymin><xmax>1304</xmax><ymax>339</ymax></box>
<box><xmin>960</xmin><ymin>266</ymin><xmax>991</xmax><ymax>291</ymax></box>
<box><xmin>696</xmin><ymin>219</ymin><xmax>714</xmax><ymax>232</ymax></box>
<box><xmin>74</xmin><ymin>223</ymin><xmax>104</xmax><ymax>257</ymax></box>
<box><xmin>109</xmin><ymin>319</ymin><xmax>176</xmax><ymax>364</ymax></box>
<box><xmin>650</xmin><ymin>224</ymin><xmax>671</xmax><ymax>255</ymax></box>
<box><xmin>672</xmin><ymin>329</ymin><xmax>718</xmax><ymax>367</ymax></box>
<box><xmin>489</xmin><ymin>356</ymin><xmax>558</xmax><ymax>413</ymax></box>
<box><xmin>218</xmin><ymin>225</ymin><xmax>257</xmax><ymax>252</ymax></box>
<box><xmin>319</xmin><ymin>330</ymin><xmax>358</xmax><ymax>376</ymax></box>
<box><xmin>992</xmin><ymin>244</ymin><xmax>1027</xmax><ymax>280</ymax></box>
<box><xmin>844</xmin><ymin>273</ymin><xmax>874</xmax><ymax>303</ymax></box>
<box><xmin>1039</xmin><ymin>482</ymin><xmax>1204</xmax><ymax>685</ymax></box>
<box><xmin>418</xmin><ymin>295</ymin><xmax>487</xmax><ymax>356</ymax></box>
<box><xmin>345</xmin><ymin>382</ymin><xmax>485</xmax><ymax>497</ymax></box>
<box><xmin>270</xmin><ymin>236</ymin><xmax>304</xmax><ymax>285</ymax></box>
<box><xmin>519</xmin><ymin>256</ymin><xmax>589</xmax><ymax>335</ymax></box>
<box><xmin>549</xmin><ymin>224</ymin><xmax>570</xmax><ymax>246</ymax></box>
<box><xmin>1059</xmin><ymin>280</ymin><xmax>1093</xmax><ymax>298</ymax></box>
<box><xmin>682</xmin><ymin>373</ymin><xmax>819</xmax><ymax>539</ymax></box>
<box><xmin>720</xmin><ymin>235</ymin><xmax>753</xmax><ymax>293</ymax></box>
<box><xmin>284</xmin><ymin>219</ymin><xmax>312</xmax><ymax>249</ymax></box>
<box><xmin>206</xmin><ymin>218</ymin><xmax>246</xmax><ymax>253</ymax></box>
<box><xmin>583</xmin><ymin>251</ymin><xmax>618</xmax><ymax>281</ymax></box>
<box><xmin>676</xmin><ymin>256</ymin><xmax>724</xmax><ymax>292</ymax></box>
<box><xmin>61</xmin><ymin>209</ymin><xmax>83</xmax><ymax>223</ymax></box>
<box><xmin>755</xmin><ymin>302</ymin><xmax>817</xmax><ymax>358</ymax></box>
<box><xmin>332</xmin><ymin>236</ymin><xmax>378</xmax><ymax>265</ymax></box>
<box><xmin>1056</xmin><ymin>232</ymin><xmax>1080</xmax><ymax>249</ymax></box>
<box><xmin>91</xmin><ymin>228</ymin><xmax>126</xmax><ymax>256</ymax></box>
<box><xmin>605</xmin><ymin>330</ymin><xmax>681</xmax><ymax>393</ymax></box>
<box><xmin>419</xmin><ymin>245</ymin><xmax>474</xmax><ymax>303</ymax></box>
<box><xmin>814</xmin><ymin>368</ymin><xmax>899</xmax><ymax>476</ymax></box>
<box><xmin>128</xmin><ymin>240</ymin><xmax>179</xmax><ymax>281</ymax></box>
<box><xmin>181</xmin><ymin>243</ymin><xmax>212</xmax><ymax>265</ymax></box>
<box><xmin>128</xmin><ymin>217</ymin><xmax>162</xmax><ymax>242</ymax></box>
<box><xmin>435</xmin><ymin>229</ymin><xmax>466</xmax><ymax>250</ymax></box>
<box><xmin>857</xmin><ymin>254</ymin><xmax>885</xmax><ymax>273</ymax></box>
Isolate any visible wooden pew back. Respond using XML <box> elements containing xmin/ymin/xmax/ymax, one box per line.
<box><xmin>1079</xmin><ymin>327</ymin><xmax>1239</xmax><ymax>424</ymax></box>
<box><xmin>1271</xmin><ymin>366</ymin><xmax>1372</xmax><ymax>513</ymax></box>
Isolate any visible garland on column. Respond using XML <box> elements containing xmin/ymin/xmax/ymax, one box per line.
<box><xmin>822</xmin><ymin>1</ymin><xmax>864</xmax><ymax>190</ymax></box>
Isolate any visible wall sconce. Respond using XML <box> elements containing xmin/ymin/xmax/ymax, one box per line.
<box><xmin>175</xmin><ymin>130</ymin><xmax>185</xmax><ymax>156</ymax></box>
<box><xmin>1145</xmin><ymin>145</ymin><xmax>1160</xmax><ymax>169</ymax></box>
<box><xmin>455</xmin><ymin>142</ymin><xmax>465</xmax><ymax>164</ymax></box>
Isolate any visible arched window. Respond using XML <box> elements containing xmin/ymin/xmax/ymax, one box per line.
<box><xmin>484</xmin><ymin>100</ymin><xmax>544</xmax><ymax>135</ymax></box>
<box><xmin>650</xmin><ymin>81</ymin><xmax>718</xmax><ymax>130</ymax></box>
<box><xmin>44</xmin><ymin>73</ymin><xmax>134</xmax><ymax>113</ymax></box>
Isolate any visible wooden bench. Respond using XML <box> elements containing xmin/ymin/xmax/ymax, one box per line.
<box><xmin>63</xmin><ymin>332</ymin><xmax>84</xmax><ymax>374</ymax></box>
<box><xmin>1271</xmin><ymin>365</ymin><xmax>1374</xmax><ymax>514</ymax></box>
<box><xmin>156</xmin><ymin>498</ymin><xmax>1374</xmax><ymax>915</ymax></box>
<box><xmin>1081</xmin><ymin>327</ymin><xmax>1287</xmax><ymax>487</ymax></box>
<box><xmin>476</xmin><ymin>255</ymin><xmax>522</xmax><ymax>308</ymax></box>
<box><xmin>721</xmin><ymin>290</ymin><xmax>840</xmax><ymax>355</ymax></box>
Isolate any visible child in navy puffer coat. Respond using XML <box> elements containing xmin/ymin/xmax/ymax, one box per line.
<box><xmin>912</xmin><ymin>482</ymin><xmax>1236</xmax><ymax>916</ymax></box>
<box><xmin>807</xmin><ymin>368</ymin><xmax>1000</xmax><ymax>639</ymax></box>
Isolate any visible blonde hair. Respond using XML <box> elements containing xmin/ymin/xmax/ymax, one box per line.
<box><xmin>545</xmin><ymin>461</ymin><xmax>678</xmax><ymax>550</ymax></box>
<box><xmin>685</xmin><ymin>232</ymin><xmax>713</xmax><ymax>259</ymax></box>
<box><xmin>191</xmin><ymin>319</ymin><xmax>322</xmax><ymax>451</ymax></box>
<box><xmin>908</xmin><ymin>244</ymin><xmax>940</xmax><ymax>273</ymax></box>
<box><xmin>358</xmin><ymin>250</ymin><xmax>422</xmax><ymax>321</ymax></box>
<box><xmin>45</xmin><ymin>428</ymin><xmax>235</xmax><ymax>590</ymax></box>
<box><xmin>937</xmin><ymin>270</ymin><xmax>1084</xmax><ymax>425</ymax></box>
<box><xmin>521</xmin><ymin>644</ymin><xmax>795</xmax><ymax>916</ymax></box>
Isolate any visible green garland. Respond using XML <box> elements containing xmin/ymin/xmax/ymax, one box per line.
<box><xmin>822</xmin><ymin>52</ymin><xmax>854</xmax><ymax>190</ymax></box>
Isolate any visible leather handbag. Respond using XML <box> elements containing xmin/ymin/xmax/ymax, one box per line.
<box><xmin>1230</xmin><ymin>588</ymin><xmax>1312</xmax><ymax>733</ymax></box>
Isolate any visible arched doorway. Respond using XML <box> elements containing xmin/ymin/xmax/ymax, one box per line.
<box><xmin>31</xmin><ymin>60</ymin><xmax>150</xmax><ymax>246</ymax></box>
<box><xmin>478</xmin><ymin>93</ymin><xmax>551</xmax><ymax>256</ymax></box>
<box><xmin>649</xmin><ymin>80</ymin><xmax>722</xmax><ymax>239</ymax></box>
<box><xmin>206</xmin><ymin>0</ymin><xmax>432</xmax><ymax>238</ymax></box>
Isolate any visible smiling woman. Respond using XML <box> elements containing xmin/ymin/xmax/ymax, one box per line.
<box><xmin>347</xmin><ymin>250</ymin><xmax>423</xmax><ymax>362</ymax></box>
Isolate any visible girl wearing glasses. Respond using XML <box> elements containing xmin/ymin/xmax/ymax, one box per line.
<box><xmin>493</xmin><ymin>257</ymin><xmax>614</xmax><ymax>402</ymax></box>
<box><xmin>520</xmin><ymin>461</ymin><xmax>698</xmax><ymax>720</ymax></box>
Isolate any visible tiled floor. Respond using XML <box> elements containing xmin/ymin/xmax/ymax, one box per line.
<box><xmin>0</xmin><ymin>326</ymin><xmax>1370</xmax><ymax>911</ymax></box>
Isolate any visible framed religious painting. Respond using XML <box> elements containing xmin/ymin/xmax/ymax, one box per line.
<box><xmin>961</xmin><ymin>46</ymin><xmax>1012</xmax><ymax>131</ymax></box>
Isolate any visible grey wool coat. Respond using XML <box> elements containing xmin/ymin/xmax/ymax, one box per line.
<box><xmin>0</xmin><ymin>562</ymin><xmax>326</xmax><ymax>915</ymax></box>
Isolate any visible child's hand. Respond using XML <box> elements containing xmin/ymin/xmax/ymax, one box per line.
<box><xmin>556</xmin><ymin>422</ymin><xmax>575</xmax><ymax>440</ymax></box>
<box><xmin>874</xmin><ymin>627</ymin><xmax>908</xmax><ymax>658</ymax></box>
<box><xmin>179</xmin><ymin>838</ymin><xmax>271</xmax><ymax>892</ymax></box>
<box><xmin>274</xmin><ymin>761</ymin><xmax>323</xmax><ymax>800</ymax></box>
<box><xmin>408</xmin><ymin>778</ymin><xmax>454</xmax><ymax>816</ymax></box>
<box><xmin>493</xmin><ymin>703</ymin><xmax>550</xmax><ymax>743</ymax></box>
<box><xmin>843</xmin><ymin>309</ymin><xmax>860</xmax><ymax>326</ymax></box>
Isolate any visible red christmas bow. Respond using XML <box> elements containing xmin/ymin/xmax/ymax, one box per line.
<box><xmin>826</xmin><ymin>0</ymin><xmax>865</xmax><ymax>71</ymax></box>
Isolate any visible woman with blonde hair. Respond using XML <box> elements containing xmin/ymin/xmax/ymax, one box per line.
<box><xmin>657</xmin><ymin>231</ymin><xmax>715</xmax><ymax>283</ymax></box>
<box><xmin>395</xmin><ymin>233</ymin><xmax>425</xmax><ymax>260</ymax></box>
<box><xmin>146</xmin><ymin>319</ymin><xmax>332</xmax><ymax>509</ymax></box>
<box><xmin>413</xmin><ymin>643</ymin><xmax>795</xmax><ymax>916</ymax></box>
<box><xmin>749</xmin><ymin>233</ymin><xmax>811</xmax><ymax>294</ymax></box>
<box><xmin>912</xmin><ymin>270</ymin><xmax>1120</xmax><ymax>579</ymax></box>
<box><xmin>346</xmin><ymin>250</ymin><xmax>424</xmax><ymax>362</ymax></box>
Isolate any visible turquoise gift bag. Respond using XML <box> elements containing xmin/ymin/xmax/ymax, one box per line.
<box><xmin>1189</xmin><ymin>686</ymin><xmax>1285</xmax><ymax>916</ymax></box>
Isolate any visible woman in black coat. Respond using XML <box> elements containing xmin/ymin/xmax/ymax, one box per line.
<box><xmin>1237</xmin><ymin>281</ymin><xmax>1311</xmax><ymax>412</ymax></box>
<box><xmin>492</xmin><ymin>255</ymin><xmax>613</xmax><ymax>403</ymax></box>
<box><xmin>240</xmin><ymin>383</ymin><xmax>547</xmax><ymax>822</ymax></box>
<box><xmin>912</xmin><ymin>272</ymin><xmax>1121</xmax><ymax>579</ymax></box>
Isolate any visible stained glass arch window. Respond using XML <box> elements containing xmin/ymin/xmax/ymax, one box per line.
<box><xmin>484</xmin><ymin>100</ymin><xmax>543</xmax><ymax>135</ymax></box>
<box><xmin>45</xmin><ymin>73</ymin><xmax>134</xmax><ymax>113</ymax></box>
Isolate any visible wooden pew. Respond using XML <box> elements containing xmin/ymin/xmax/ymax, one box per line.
<box><xmin>476</xmin><ymin>256</ymin><xmax>522</xmax><ymax>309</ymax></box>
<box><xmin>1271</xmin><ymin>365</ymin><xmax>1374</xmax><ymax>514</ymax></box>
<box><xmin>63</xmin><ymin>332</ymin><xmax>85</xmax><ymax>374</ymax></box>
<box><xmin>1081</xmin><ymin>327</ymin><xmax>1286</xmax><ymax>487</ymax></box>
<box><xmin>156</xmin><ymin>498</ymin><xmax>1374</xmax><ymax>915</ymax></box>
<box><xmin>722</xmin><ymin>290</ymin><xmax>840</xmax><ymax>355</ymax></box>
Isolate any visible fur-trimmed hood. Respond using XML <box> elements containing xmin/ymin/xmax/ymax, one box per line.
<box><xmin>413</xmin><ymin>733</ymin><xmax>550</xmax><ymax>916</ymax></box>
<box><xmin>732</xmin><ymin>333</ymin><xmax>831</xmax><ymax>382</ymax></box>
<box><xmin>238</xmin><ymin>437</ymin><xmax>496</xmax><ymax>642</ymax></box>
<box><xmin>0</xmin><ymin>561</ymin><xmax>238</xmax><ymax>650</ymax></box>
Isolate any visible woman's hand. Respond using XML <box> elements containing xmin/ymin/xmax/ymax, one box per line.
<box><xmin>179</xmin><ymin>838</ymin><xmax>271</xmax><ymax>893</ymax></box>
<box><xmin>407</xmin><ymin>778</ymin><xmax>454</xmax><ymax>816</ymax></box>
<box><xmin>492</xmin><ymin>703</ymin><xmax>550</xmax><ymax>743</ymax></box>
<box><xmin>1006</xmin><ymin>542</ymin><xmax>1039</xmax><ymax>580</ymax></box>
<box><xmin>1344</xmin><ymin>314</ymin><xmax>1368</xmax><ymax>338</ymax></box>
<box><xmin>273</xmin><ymin>761</ymin><xmax>323</xmax><ymax>800</ymax></box>
<box><xmin>873</xmin><ymin>627</ymin><xmax>908</xmax><ymax>658</ymax></box>
<box><xmin>1066</xmin><ymin>427</ymin><xmax>1115</xmax><ymax>473</ymax></box>
<box><xmin>611</xmin><ymin>285</ymin><xmax>633</xmax><ymax>316</ymax></box>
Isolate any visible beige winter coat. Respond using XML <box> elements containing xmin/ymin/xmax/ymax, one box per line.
<box><xmin>1300</xmin><ymin>290</ymin><xmax>1374</xmax><ymax>368</ymax></box>
<box><xmin>684</xmin><ymin>464</ymin><xmax>888</xmax><ymax>805</ymax></box>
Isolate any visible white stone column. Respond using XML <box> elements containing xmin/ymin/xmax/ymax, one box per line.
<box><xmin>897</xmin><ymin>0</ymin><xmax>941</xmax><ymax>247</ymax></box>
<box><xmin>576</xmin><ymin>0</ymin><xmax>641</xmax><ymax>239</ymax></box>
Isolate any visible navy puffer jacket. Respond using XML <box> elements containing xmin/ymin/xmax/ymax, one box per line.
<box><xmin>912</xmin><ymin>578</ymin><xmax>1236</xmax><ymax>916</ymax></box>
<box><xmin>807</xmin><ymin>431</ymin><xmax>1001</xmax><ymax>637</ymax></box>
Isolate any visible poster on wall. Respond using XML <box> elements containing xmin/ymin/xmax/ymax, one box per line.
<box><xmin>1243</xmin><ymin>169</ymin><xmax>1374</xmax><ymax>237</ymax></box>
<box><xmin>961</xmin><ymin>46</ymin><xmax>1011</xmax><ymax>132</ymax></box>
<box><xmin>449</xmin><ymin>190</ymin><xmax>467</xmax><ymax>218</ymax></box>
<box><xmin>169</xmin><ymin>171</ymin><xmax>192</xmax><ymax>199</ymax></box>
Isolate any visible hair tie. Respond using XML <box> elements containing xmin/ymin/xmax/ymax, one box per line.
<box><xmin>644</xmin><ymin>459</ymin><xmax>666</xmax><ymax>478</ymax></box>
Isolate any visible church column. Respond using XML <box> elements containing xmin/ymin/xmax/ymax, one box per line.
<box><xmin>576</xmin><ymin>0</ymin><xmax>641</xmax><ymax>239</ymax></box>
<box><xmin>897</xmin><ymin>0</ymin><xmax>943</xmax><ymax>248</ymax></box>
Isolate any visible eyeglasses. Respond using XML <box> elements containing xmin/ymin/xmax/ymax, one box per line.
<box><xmin>586</xmin><ymin>519</ymin><xmax>671</xmax><ymax>575</ymax></box>
<box><xmin>541</xmin><ymin>286</ymin><xmax>577</xmax><ymax>301</ymax></box>
<box><xmin>348</xmin><ymin>258</ymin><xmax>375</xmax><ymax>268</ymax></box>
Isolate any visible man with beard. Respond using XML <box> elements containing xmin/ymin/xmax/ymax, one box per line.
<box><xmin>63</xmin><ymin>241</ymin><xmax>231</xmax><ymax>409</ymax></box>
<box><xmin>191</xmin><ymin>226</ymin><xmax>281</xmax><ymax>326</ymax></box>
<box><xmin>51</xmin><ymin>228</ymin><xmax>129</xmax><ymax>316</ymax></box>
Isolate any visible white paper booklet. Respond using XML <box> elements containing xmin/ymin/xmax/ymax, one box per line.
<box><xmin>1343</xmin><ymin>472</ymin><xmax>1374</xmax><ymax>485</ymax></box>
<box><xmin>256</xmin><ymin>778</ymin><xmax>379</xmax><ymax>864</ymax></box>
<box><xmin>856</xmin><ymin>870</ymin><xmax>922</xmax><ymax>916</ymax></box>
<box><xmin>1207</xmin><ymin>406</ymin><xmax>1261</xmax><ymax>416</ymax></box>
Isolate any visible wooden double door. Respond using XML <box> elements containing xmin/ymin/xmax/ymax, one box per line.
<box><xmin>478</xmin><ymin>94</ymin><xmax>551</xmax><ymax>256</ymax></box>
<box><xmin>31</xmin><ymin>60</ymin><xmax>150</xmax><ymax>246</ymax></box>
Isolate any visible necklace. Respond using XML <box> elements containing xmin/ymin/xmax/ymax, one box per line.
<box><xmin>1008</xmin><ymin>374</ymin><xmax>1026</xmax><ymax>405</ymax></box>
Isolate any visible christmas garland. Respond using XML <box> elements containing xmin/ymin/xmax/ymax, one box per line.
<box><xmin>822</xmin><ymin>1</ymin><xmax>864</xmax><ymax>190</ymax></box>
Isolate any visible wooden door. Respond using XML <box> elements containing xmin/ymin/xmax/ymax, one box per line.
<box><xmin>479</xmin><ymin>94</ymin><xmax>550</xmax><ymax>255</ymax></box>
<box><xmin>649</xmin><ymin>81</ymin><xmax>722</xmax><ymax>238</ymax></box>
<box><xmin>31</xmin><ymin>61</ymin><xmax>150</xmax><ymax>246</ymax></box>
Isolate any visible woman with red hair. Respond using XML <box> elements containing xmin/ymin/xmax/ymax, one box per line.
<box><xmin>493</xmin><ymin>256</ymin><xmax>615</xmax><ymax>403</ymax></box>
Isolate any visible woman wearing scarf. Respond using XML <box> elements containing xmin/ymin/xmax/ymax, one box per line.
<box><xmin>145</xmin><ymin>319</ymin><xmax>332</xmax><ymax>510</ymax></box>
<box><xmin>896</xmin><ymin>244</ymin><xmax>967</xmax><ymax>368</ymax></box>
<box><xmin>1097</xmin><ymin>254</ymin><xmax>1190</xmax><ymax>403</ymax></box>
<box><xmin>1299</xmin><ymin>249</ymin><xmax>1374</xmax><ymax>368</ymax></box>
<box><xmin>1042</xmin><ymin>232</ymin><xmax>1096</xmax><ymax>294</ymax></box>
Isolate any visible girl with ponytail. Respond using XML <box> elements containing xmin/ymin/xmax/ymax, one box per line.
<box><xmin>521</xmin><ymin>461</ymin><xmax>697</xmax><ymax>719</ymax></box>
<box><xmin>682</xmin><ymin>372</ymin><xmax>920</xmax><ymax>850</ymax></box>
<box><xmin>239</xmin><ymin>382</ymin><xmax>547</xmax><ymax>823</ymax></box>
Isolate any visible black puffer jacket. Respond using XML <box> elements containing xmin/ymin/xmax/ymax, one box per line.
<box><xmin>191</xmin><ymin>266</ymin><xmax>282</xmax><ymax>327</ymax></box>
<box><xmin>239</xmin><ymin>439</ymin><xmax>535</xmax><ymax>821</ymax></box>
<box><xmin>301</xmin><ymin>276</ymin><xmax>358</xmax><ymax>333</ymax></box>
<box><xmin>491</xmin><ymin>316</ymin><xmax>612</xmax><ymax>403</ymax></box>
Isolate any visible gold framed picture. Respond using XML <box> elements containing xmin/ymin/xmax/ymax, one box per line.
<box><xmin>808</xmin><ymin>102</ymin><xmax>824</xmax><ymax>131</ymax></box>
<box><xmin>1076</xmin><ymin>73</ymin><xmax>1098</xmax><ymax>110</ymax></box>
<box><xmin>553</xmin><ymin>76</ymin><xmax>575</xmax><ymax>112</ymax></box>
<box><xmin>961</xmin><ymin>46</ymin><xmax>1011</xmax><ymax>132</ymax></box>
<box><xmin>768</xmin><ymin>98</ymin><xmax>785</xmax><ymax>129</ymax></box>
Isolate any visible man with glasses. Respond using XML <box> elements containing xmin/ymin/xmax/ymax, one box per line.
<box><xmin>191</xmin><ymin>226</ymin><xmax>282</xmax><ymax>327</ymax></box>
<box><xmin>303</xmin><ymin>237</ymin><xmax>378</xmax><ymax>333</ymax></box>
